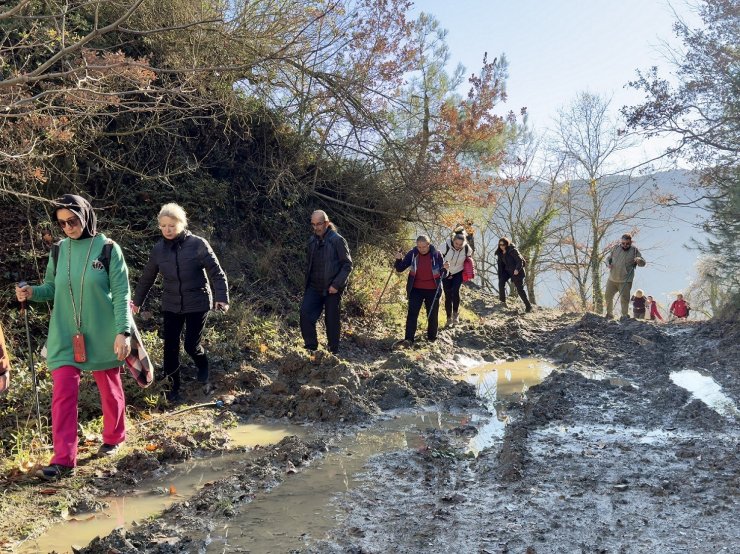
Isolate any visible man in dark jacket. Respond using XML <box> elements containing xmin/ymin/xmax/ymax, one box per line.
<box><xmin>300</xmin><ymin>210</ymin><xmax>353</xmax><ymax>354</ymax></box>
<box><xmin>394</xmin><ymin>235</ymin><xmax>446</xmax><ymax>344</ymax></box>
<box><xmin>495</xmin><ymin>237</ymin><xmax>532</xmax><ymax>313</ymax></box>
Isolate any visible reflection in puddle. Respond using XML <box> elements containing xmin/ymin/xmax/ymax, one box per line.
<box><xmin>456</xmin><ymin>358</ymin><xmax>555</xmax><ymax>454</ymax></box>
<box><xmin>207</xmin><ymin>413</ymin><xmax>452</xmax><ymax>553</ymax></box>
<box><xmin>19</xmin><ymin>422</ymin><xmax>304</xmax><ymax>554</ymax></box>
<box><xmin>228</xmin><ymin>422</ymin><xmax>304</xmax><ymax>448</ymax></box>
<box><xmin>670</xmin><ymin>370</ymin><xmax>740</xmax><ymax>417</ymax></box>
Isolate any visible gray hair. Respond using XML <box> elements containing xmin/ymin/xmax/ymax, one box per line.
<box><xmin>416</xmin><ymin>235</ymin><xmax>430</xmax><ymax>244</ymax></box>
<box><xmin>158</xmin><ymin>203</ymin><xmax>188</xmax><ymax>231</ymax></box>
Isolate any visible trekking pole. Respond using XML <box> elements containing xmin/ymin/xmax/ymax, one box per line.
<box><xmin>18</xmin><ymin>281</ymin><xmax>42</xmax><ymax>433</ymax></box>
<box><xmin>370</xmin><ymin>265</ymin><xmax>396</xmax><ymax>321</ymax></box>
<box><xmin>427</xmin><ymin>273</ymin><xmax>445</xmax><ymax>324</ymax></box>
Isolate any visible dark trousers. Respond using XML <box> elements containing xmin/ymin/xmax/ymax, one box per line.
<box><xmin>300</xmin><ymin>287</ymin><xmax>343</xmax><ymax>353</ymax></box>
<box><xmin>499</xmin><ymin>271</ymin><xmax>531</xmax><ymax>307</ymax></box>
<box><xmin>162</xmin><ymin>311</ymin><xmax>210</xmax><ymax>392</ymax></box>
<box><xmin>443</xmin><ymin>271</ymin><xmax>464</xmax><ymax>317</ymax></box>
<box><xmin>405</xmin><ymin>287</ymin><xmax>440</xmax><ymax>342</ymax></box>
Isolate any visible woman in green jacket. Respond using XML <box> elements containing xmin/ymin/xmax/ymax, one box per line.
<box><xmin>16</xmin><ymin>195</ymin><xmax>132</xmax><ymax>480</ymax></box>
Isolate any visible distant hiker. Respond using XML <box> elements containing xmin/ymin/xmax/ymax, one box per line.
<box><xmin>441</xmin><ymin>231</ymin><xmax>473</xmax><ymax>326</ymax></box>
<box><xmin>15</xmin><ymin>194</ymin><xmax>133</xmax><ymax>480</ymax></box>
<box><xmin>669</xmin><ymin>294</ymin><xmax>690</xmax><ymax>320</ymax></box>
<box><xmin>0</xmin><ymin>321</ymin><xmax>10</xmax><ymax>394</ymax></box>
<box><xmin>495</xmin><ymin>237</ymin><xmax>532</xmax><ymax>313</ymax></box>
<box><xmin>631</xmin><ymin>289</ymin><xmax>647</xmax><ymax>319</ymax></box>
<box><xmin>300</xmin><ymin>210</ymin><xmax>353</xmax><ymax>355</ymax></box>
<box><xmin>133</xmin><ymin>203</ymin><xmax>229</xmax><ymax>403</ymax></box>
<box><xmin>647</xmin><ymin>295</ymin><xmax>663</xmax><ymax>321</ymax></box>
<box><xmin>395</xmin><ymin>235</ymin><xmax>446</xmax><ymax>345</ymax></box>
<box><xmin>604</xmin><ymin>234</ymin><xmax>646</xmax><ymax>319</ymax></box>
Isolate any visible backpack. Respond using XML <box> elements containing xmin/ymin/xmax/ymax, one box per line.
<box><xmin>51</xmin><ymin>238</ymin><xmax>115</xmax><ymax>277</ymax></box>
<box><xmin>443</xmin><ymin>242</ymin><xmax>471</xmax><ymax>258</ymax></box>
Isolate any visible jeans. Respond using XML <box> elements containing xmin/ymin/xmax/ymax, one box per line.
<box><xmin>443</xmin><ymin>271</ymin><xmax>463</xmax><ymax>318</ymax></box>
<box><xmin>300</xmin><ymin>287</ymin><xmax>343</xmax><ymax>353</ymax></box>
<box><xmin>405</xmin><ymin>287</ymin><xmax>441</xmax><ymax>342</ymax></box>
<box><xmin>162</xmin><ymin>310</ymin><xmax>210</xmax><ymax>391</ymax></box>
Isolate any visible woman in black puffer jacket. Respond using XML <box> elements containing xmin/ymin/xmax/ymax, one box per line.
<box><xmin>495</xmin><ymin>237</ymin><xmax>532</xmax><ymax>313</ymax></box>
<box><xmin>133</xmin><ymin>203</ymin><xmax>229</xmax><ymax>402</ymax></box>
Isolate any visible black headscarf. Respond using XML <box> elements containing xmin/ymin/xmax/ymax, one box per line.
<box><xmin>55</xmin><ymin>194</ymin><xmax>97</xmax><ymax>239</ymax></box>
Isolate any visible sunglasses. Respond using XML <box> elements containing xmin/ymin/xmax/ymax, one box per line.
<box><xmin>57</xmin><ymin>216</ymin><xmax>81</xmax><ymax>229</ymax></box>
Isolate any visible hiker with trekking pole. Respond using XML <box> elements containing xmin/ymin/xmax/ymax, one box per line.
<box><xmin>394</xmin><ymin>235</ymin><xmax>447</xmax><ymax>347</ymax></box>
<box><xmin>0</xmin><ymin>321</ymin><xmax>10</xmax><ymax>394</ymax></box>
<box><xmin>440</xmin><ymin>229</ymin><xmax>474</xmax><ymax>327</ymax></box>
<box><xmin>604</xmin><ymin>233</ymin><xmax>646</xmax><ymax>319</ymax></box>
<box><xmin>15</xmin><ymin>194</ymin><xmax>134</xmax><ymax>480</ymax></box>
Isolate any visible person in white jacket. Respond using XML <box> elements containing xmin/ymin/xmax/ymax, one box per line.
<box><xmin>441</xmin><ymin>232</ymin><xmax>473</xmax><ymax>326</ymax></box>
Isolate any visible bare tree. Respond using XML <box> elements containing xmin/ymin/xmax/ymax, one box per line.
<box><xmin>552</xmin><ymin>92</ymin><xmax>655</xmax><ymax>313</ymax></box>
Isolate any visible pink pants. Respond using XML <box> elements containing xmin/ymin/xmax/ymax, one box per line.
<box><xmin>50</xmin><ymin>365</ymin><xmax>126</xmax><ymax>467</ymax></box>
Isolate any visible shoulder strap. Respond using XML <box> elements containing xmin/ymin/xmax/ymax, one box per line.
<box><xmin>51</xmin><ymin>240</ymin><xmax>62</xmax><ymax>277</ymax></box>
<box><xmin>100</xmin><ymin>239</ymin><xmax>115</xmax><ymax>273</ymax></box>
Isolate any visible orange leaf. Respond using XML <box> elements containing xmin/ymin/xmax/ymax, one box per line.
<box><xmin>259</xmin><ymin>344</ymin><xmax>268</xmax><ymax>354</ymax></box>
<box><xmin>168</xmin><ymin>485</ymin><xmax>177</xmax><ymax>495</ymax></box>
<box><xmin>145</xmin><ymin>444</ymin><xmax>158</xmax><ymax>452</ymax></box>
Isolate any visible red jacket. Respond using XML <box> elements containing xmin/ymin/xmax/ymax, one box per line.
<box><xmin>649</xmin><ymin>302</ymin><xmax>663</xmax><ymax>321</ymax></box>
<box><xmin>670</xmin><ymin>299</ymin><xmax>689</xmax><ymax>318</ymax></box>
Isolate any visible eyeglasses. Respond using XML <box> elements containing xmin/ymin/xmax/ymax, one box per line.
<box><xmin>57</xmin><ymin>217</ymin><xmax>81</xmax><ymax>229</ymax></box>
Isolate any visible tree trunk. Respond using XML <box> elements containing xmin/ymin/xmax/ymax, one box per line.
<box><xmin>591</xmin><ymin>236</ymin><xmax>604</xmax><ymax>313</ymax></box>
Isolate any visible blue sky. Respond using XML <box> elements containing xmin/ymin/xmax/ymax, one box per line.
<box><xmin>412</xmin><ymin>0</ymin><xmax>700</xmax><ymax>165</ymax></box>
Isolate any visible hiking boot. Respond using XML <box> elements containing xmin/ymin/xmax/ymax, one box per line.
<box><xmin>165</xmin><ymin>390</ymin><xmax>182</xmax><ymax>404</ymax></box>
<box><xmin>392</xmin><ymin>339</ymin><xmax>413</xmax><ymax>350</ymax></box>
<box><xmin>525</xmin><ymin>304</ymin><xmax>533</xmax><ymax>313</ymax></box>
<box><xmin>95</xmin><ymin>443</ymin><xmax>121</xmax><ymax>458</ymax></box>
<box><xmin>36</xmin><ymin>464</ymin><xmax>74</xmax><ymax>481</ymax></box>
<box><xmin>452</xmin><ymin>312</ymin><xmax>459</xmax><ymax>325</ymax></box>
<box><xmin>605</xmin><ymin>312</ymin><xmax>614</xmax><ymax>320</ymax></box>
<box><xmin>202</xmin><ymin>382</ymin><xmax>215</xmax><ymax>395</ymax></box>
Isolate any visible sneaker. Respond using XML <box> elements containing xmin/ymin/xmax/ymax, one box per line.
<box><xmin>96</xmin><ymin>443</ymin><xmax>121</xmax><ymax>458</ymax></box>
<box><xmin>36</xmin><ymin>464</ymin><xmax>74</xmax><ymax>481</ymax></box>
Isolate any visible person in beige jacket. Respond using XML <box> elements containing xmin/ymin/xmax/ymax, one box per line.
<box><xmin>604</xmin><ymin>234</ymin><xmax>645</xmax><ymax>318</ymax></box>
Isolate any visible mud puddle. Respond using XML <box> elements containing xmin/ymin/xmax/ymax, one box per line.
<box><xmin>205</xmin><ymin>413</ymin><xmax>453</xmax><ymax>553</ymax></box>
<box><xmin>19</xmin><ymin>422</ymin><xmax>304</xmax><ymax>554</ymax></box>
<box><xmin>456</xmin><ymin>358</ymin><xmax>555</xmax><ymax>454</ymax></box>
<box><xmin>670</xmin><ymin>369</ymin><xmax>740</xmax><ymax>417</ymax></box>
<box><xmin>206</xmin><ymin>359</ymin><xmax>555</xmax><ymax>552</ymax></box>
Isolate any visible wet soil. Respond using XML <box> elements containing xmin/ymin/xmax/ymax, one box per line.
<box><xmin>4</xmin><ymin>297</ymin><xmax>739</xmax><ymax>553</ymax></box>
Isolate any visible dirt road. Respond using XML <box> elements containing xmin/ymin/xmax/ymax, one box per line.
<box><xmin>8</xmin><ymin>301</ymin><xmax>739</xmax><ymax>553</ymax></box>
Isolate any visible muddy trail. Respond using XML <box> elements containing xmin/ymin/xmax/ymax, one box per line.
<box><xmin>5</xmin><ymin>299</ymin><xmax>739</xmax><ymax>553</ymax></box>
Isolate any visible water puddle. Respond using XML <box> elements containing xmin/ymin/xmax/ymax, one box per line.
<box><xmin>456</xmin><ymin>358</ymin><xmax>556</xmax><ymax>454</ymax></box>
<box><xmin>19</xmin><ymin>422</ymin><xmax>304</xmax><ymax>554</ymax></box>
<box><xmin>670</xmin><ymin>370</ymin><xmax>740</xmax><ymax>417</ymax></box>
<box><xmin>205</xmin><ymin>412</ymin><xmax>455</xmax><ymax>553</ymax></box>
<box><xmin>20</xmin><ymin>360</ymin><xmax>555</xmax><ymax>553</ymax></box>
